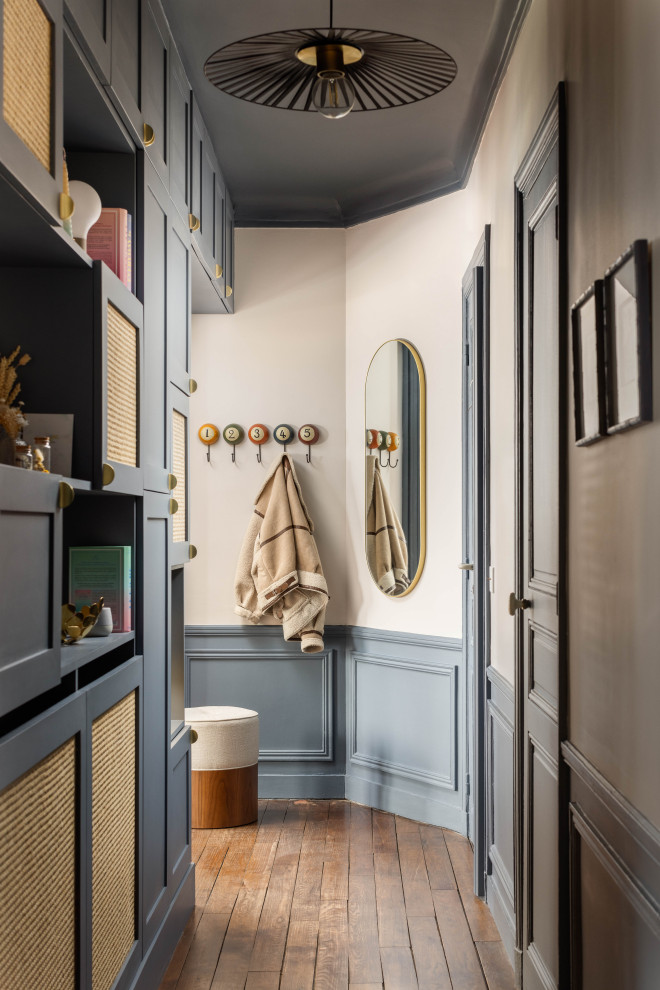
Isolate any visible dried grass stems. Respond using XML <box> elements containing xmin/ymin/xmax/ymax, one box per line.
<box><xmin>0</xmin><ymin>345</ymin><xmax>31</xmax><ymax>439</ymax></box>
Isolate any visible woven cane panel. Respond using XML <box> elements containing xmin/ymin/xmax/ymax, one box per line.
<box><xmin>92</xmin><ymin>691</ymin><xmax>137</xmax><ymax>990</ymax></box>
<box><xmin>3</xmin><ymin>0</ymin><xmax>52</xmax><ymax>171</ymax></box>
<box><xmin>172</xmin><ymin>409</ymin><xmax>187</xmax><ymax>543</ymax></box>
<box><xmin>106</xmin><ymin>303</ymin><xmax>138</xmax><ymax>467</ymax></box>
<box><xmin>0</xmin><ymin>739</ymin><xmax>76</xmax><ymax>990</ymax></box>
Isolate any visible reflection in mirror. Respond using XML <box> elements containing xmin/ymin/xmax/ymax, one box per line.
<box><xmin>365</xmin><ymin>339</ymin><xmax>425</xmax><ymax>596</ymax></box>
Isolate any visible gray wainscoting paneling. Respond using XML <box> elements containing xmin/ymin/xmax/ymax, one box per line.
<box><xmin>185</xmin><ymin>625</ymin><xmax>347</xmax><ymax>798</ymax></box>
<box><xmin>563</xmin><ymin>741</ymin><xmax>660</xmax><ymax>990</ymax></box>
<box><xmin>486</xmin><ymin>666</ymin><xmax>516</xmax><ymax>965</ymax></box>
<box><xmin>345</xmin><ymin>627</ymin><xmax>465</xmax><ymax>832</ymax></box>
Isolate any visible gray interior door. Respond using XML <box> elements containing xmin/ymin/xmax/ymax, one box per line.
<box><xmin>514</xmin><ymin>94</ymin><xmax>564</xmax><ymax>990</ymax></box>
<box><xmin>463</xmin><ymin>277</ymin><xmax>476</xmax><ymax>845</ymax></box>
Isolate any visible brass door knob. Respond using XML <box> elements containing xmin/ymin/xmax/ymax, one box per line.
<box><xmin>58</xmin><ymin>482</ymin><xmax>75</xmax><ymax>509</ymax></box>
<box><xmin>508</xmin><ymin>592</ymin><xmax>531</xmax><ymax>616</ymax></box>
<box><xmin>226</xmin><ymin>285</ymin><xmax>233</xmax><ymax>298</ymax></box>
<box><xmin>189</xmin><ymin>545</ymin><xmax>198</xmax><ymax>560</ymax></box>
<box><xmin>143</xmin><ymin>123</ymin><xmax>155</xmax><ymax>147</ymax></box>
<box><xmin>59</xmin><ymin>193</ymin><xmax>74</xmax><ymax>221</ymax></box>
<box><xmin>215</xmin><ymin>264</ymin><xmax>223</xmax><ymax>279</ymax></box>
<box><xmin>190</xmin><ymin>728</ymin><xmax>198</xmax><ymax>743</ymax></box>
<box><xmin>189</xmin><ymin>213</ymin><xmax>200</xmax><ymax>232</ymax></box>
<box><xmin>458</xmin><ymin>562</ymin><xmax>473</xmax><ymax>570</ymax></box>
<box><xmin>102</xmin><ymin>463</ymin><xmax>115</xmax><ymax>487</ymax></box>
<box><xmin>189</xmin><ymin>379</ymin><xmax>198</xmax><ymax>394</ymax></box>
<box><xmin>169</xmin><ymin>498</ymin><xmax>179</xmax><ymax>515</ymax></box>
<box><xmin>167</xmin><ymin>473</ymin><xmax>178</xmax><ymax>491</ymax></box>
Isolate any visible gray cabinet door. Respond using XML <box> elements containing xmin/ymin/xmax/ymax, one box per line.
<box><xmin>141</xmin><ymin>158</ymin><xmax>170</xmax><ymax>493</ymax></box>
<box><xmin>213</xmin><ymin>172</ymin><xmax>227</xmax><ymax>298</ymax></box>
<box><xmin>0</xmin><ymin>467</ymin><xmax>62</xmax><ymax>716</ymax></box>
<box><xmin>169</xmin><ymin>43</ymin><xmax>191</xmax><ymax>223</ymax></box>
<box><xmin>169</xmin><ymin>723</ymin><xmax>192</xmax><ymax>894</ymax></box>
<box><xmin>167</xmin><ymin>205</ymin><xmax>193</xmax><ymax>395</ymax></box>
<box><xmin>64</xmin><ymin>0</ymin><xmax>111</xmax><ymax>83</ymax></box>
<box><xmin>168</xmin><ymin>384</ymin><xmax>191</xmax><ymax>566</ymax></box>
<box><xmin>190</xmin><ymin>98</ymin><xmax>216</xmax><ymax>272</ymax></box>
<box><xmin>224</xmin><ymin>196</ymin><xmax>235</xmax><ymax>313</ymax></box>
<box><xmin>110</xmin><ymin>0</ymin><xmax>142</xmax><ymax>136</ymax></box>
<box><xmin>0</xmin><ymin>0</ymin><xmax>64</xmax><ymax>225</ymax></box>
<box><xmin>141</xmin><ymin>0</ymin><xmax>169</xmax><ymax>185</ymax></box>
<box><xmin>142</xmin><ymin>490</ymin><xmax>171</xmax><ymax>942</ymax></box>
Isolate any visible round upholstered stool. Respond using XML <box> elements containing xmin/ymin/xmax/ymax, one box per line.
<box><xmin>185</xmin><ymin>706</ymin><xmax>259</xmax><ymax>828</ymax></box>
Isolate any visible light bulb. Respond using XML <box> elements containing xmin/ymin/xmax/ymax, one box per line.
<box><xmin>312</xmin><ymin>73</ymin><xmax>356</xmax><ymax>119</ymax></box>
<box><xmin>68</xmin><ymin>180</ymin><xmax>102</xmax><ymax>251</ymax></box>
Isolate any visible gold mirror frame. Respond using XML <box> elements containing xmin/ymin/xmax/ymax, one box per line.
<box><xmin>364</xmin><ymin>338</ymin><xmax>426</xmax><ymax>597</ymax></box>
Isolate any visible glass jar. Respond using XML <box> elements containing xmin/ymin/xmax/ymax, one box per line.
<box><xmin>14</xmin><ymin>440</ymin><xmax>33</xmax><ymax>470</ymax></box>
<box><xmin>33</xmin><ymin>436</ymin><xmax>51</xmax><ymax>473</ymax></box>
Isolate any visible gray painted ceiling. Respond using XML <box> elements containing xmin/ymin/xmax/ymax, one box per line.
<box><xmin>161</xmin><ymin>0</ymin><xmax>529</xmax><ymax>227</ymax></box>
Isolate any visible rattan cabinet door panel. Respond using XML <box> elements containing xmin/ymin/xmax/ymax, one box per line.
<box><xmin>0</xmin><ymin>0</ymin><xmax>64</xmax><ymax>225</ymax></box>
<box><xmin>94</xmin><ymin>261</ymin><xmax>144</xmax><ymax>496</ymax></box>
<box><xmin>0</xmin><ymin>466</ymin><xmax>62</xmax><ymax>716</ymax></box>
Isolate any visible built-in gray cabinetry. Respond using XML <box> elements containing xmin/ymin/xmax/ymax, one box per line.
<box><xmin>0</xmin><ymin>0</ymin><xmax>232</xmax><ymax>983</ymax></box>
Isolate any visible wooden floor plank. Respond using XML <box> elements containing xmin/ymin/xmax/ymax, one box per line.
<box><xmin>476</xmin><ymin>941</ymin><xmax>515</xmax><ymax>990</ymax></box>
<box><xmin>432</xmin><ymin>889</ymin><xmax>487</xmax><ymax>989</ymax></box>
<box><xmin>314</xmin><ymin>899</ymin><xmax>348</xmax><ymax>990</ymax></box>
<box><xmin>192</xmin><ymin>830</ymin><xmax>213</xmax><ymax>864</ymax></box>
<box><xmin>380</xmin><ymin>946</ymin><xmax>418</xmax><ymax>990</ymax></box>
<box><xmin>443</xmin><ymin>830</ymin><xmax>501</xmax><ymax>941</ymax></box>
<box><xmin>348</xmin><ymin>874</ymin><xmax>382</xmax><ymax>985</ymax></box>
<box><xmin>408</xmin><ymin>916</ymin><xmax>452</xmax><ymax>990</ymax></box>
<box><xmin>419</xmin><ymin>826</ymin><xmax>455</xmax><ymax>891</ymax></box>
<box><xmin>176</xmin><ymin>912</ymin><xmax>231</xmax><ymax>990</ymax></box>
<box><xmin>158</xmin><ymin>803</ymin><xmax>513</xmax><ymax>990</ymax></box>
<box><xmin>375</xmin><ymin>874</ymin><xmax>409</xmax><ymax>947</ymax></box>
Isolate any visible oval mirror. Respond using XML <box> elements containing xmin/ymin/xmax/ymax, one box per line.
<box><xmin>365</xmin><ymin>339</ymin><xmax>426</xmax><ymax>596</ymax></box>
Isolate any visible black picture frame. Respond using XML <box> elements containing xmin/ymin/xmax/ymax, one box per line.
<box><xmin>571</xmin><ymin>280</ymin><xmax>606</xmax><ymax>445</ymax></box>
<box><xmin>603</xmin><ymin>239</ymin><xmax>652</xmax><ymax>434</ymax></box>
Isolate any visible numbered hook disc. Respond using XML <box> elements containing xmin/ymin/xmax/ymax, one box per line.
<box><xmin>366</xmin><ymin>429</ymin><xmax>380</xmax><ymax>450</ymax></box>
<box><xmin>248</xmin><ymin>424</ymin><xmax>269</xmax><ymax>444</ymax></box>
<box><xmin>386</xmin><ymin>432</ymin><xmax>400</xmax><ymax>452</ymax></box>
<box><xmin>223</xmin><ymin>424</ymin><xmax>245</xmax><ymax>445</ymax></box>
<box><xmin>298</xmin><ymin>424</ymin><xmax>320</xmax><ymax>445</ymax></box>
<box><xmin>274</xmin><ymin>424</ymin><xmax>294</xmax><ymax>446</ymax></box>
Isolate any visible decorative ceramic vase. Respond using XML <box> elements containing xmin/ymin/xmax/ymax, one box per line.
<box><xmin>68</xmin><ymin>180</ymin><xmax>102</xmax><ymax>251</ymax></box>
<box><xmin>89</xmin><ymin>606</ymin><xmax>113</xmax><ymax>637</ymax></box>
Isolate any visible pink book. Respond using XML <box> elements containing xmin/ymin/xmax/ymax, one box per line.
<box><xmin>87</xmin><ymin>208</ymin><xmax>131</xmax><ymax>290</ymax></box>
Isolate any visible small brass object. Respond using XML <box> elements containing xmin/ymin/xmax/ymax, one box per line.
<box><xmin>226</xmin><ymin>284</ymin><xmax>233</xmax><ymax>298</ymax></box>
<box><xmin>143</xmin><ymin>123</ymin><xmax>155</xmax><ymax>147</ymax></box>
<box><xmin>189</xmin><ymin>379</ymin><xmax>198</xmax><ymax>394</ymax></box>
<box><xmin>169</xmin><ymin>498</ymin><xmax>179</xmax><ymax>515</ymax></box>
<box><xmin>190</xmin><ymin>729</ymin><xmax>198</xmax><ymax>743</ymax></box>
<box><xmin>189</xmin><ymin>213</ymin><xmax>200</xmax><ymax>232</ymax></box>
<box><xmin>59</xmin><ymin>193</ymin><xmax>75</xmax><ymax>221</ymax></box>
<box><xmin>508</xmin><ymin>592</ymin><xmax>531</xmax><ymax>616</ymax></box>
<box><xmin>62</xmin><ymin>596</ymin><xmax>104</xmax><ymax>644</ymax></box>
<box><xmin>58</xmin><ymin>482</ymin><xmax>75</xmax><ymax>509</ymax></box>
<box><xmin>102</xmin><ymin>463</ymin><xmax>115</xmax><ymax>487</ymax></box>
<box><xmin>189</xmin><ymin>545</ymin><xmax>198</xmax><ymax>560</ymax></box>
<box><xmin>458</xmin><ymin>563</ymin><xmax>473</xmax><ymax>570</ymax></box>
<box><xmin>167</xmin><ymin>473</ymin><xmax>178</xmax><ymax>491</ymax></box>
<box><xmin>215</xmin><ymin>264</ymin><xmax>223</xmax><ymax>279</ymax></box>
<box><xmin>296</xmin><ymin>43</ymin><xmax>364</xmax><ymax>68</ymax></box>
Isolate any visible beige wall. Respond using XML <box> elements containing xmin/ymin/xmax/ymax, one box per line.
<box><xmin>186</xmin><ymin>227</ymin><xmax>347</xmax><ymax>626</ymax></box>
<box><xmin>188</xmin><ymin>0</ymin><xmax>660</xmax><ymax>826</ymax></box>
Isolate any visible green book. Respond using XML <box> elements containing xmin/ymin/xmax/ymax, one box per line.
<box><xmin>69</xmin><ymin>546</ymin><xmax>132</xmax><ymax>632</ymax></box>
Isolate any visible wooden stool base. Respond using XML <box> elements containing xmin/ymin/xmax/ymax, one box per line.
<box><xmin>191</xmin><ymin>764</ymin><xmax>258</xmax><ymax>828</ymax></box>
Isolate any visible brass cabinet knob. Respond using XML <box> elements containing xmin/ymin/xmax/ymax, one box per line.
<box><xmin>508</xmin><ymin>592</ymin><xmax>531</xmax><ymax>616</ymax></box>
<box><xmin>215</xmin><ymin>264</ymin><xmax>223</xmax><ymax>279</ymax></box>
<box><xmin>169</xmin><ymin>498</ymin><xmax>179</xmax><ymax>515</ymax></box>
<box><xmin>458</xmin><ymin>562</ymin><xmax>473</xmax><ymax>570</ymax></box>
<box><xmin>59</xmin><ymin>193</ymin><xmax>74</xmax><ymax>221</ymax></box>
<box><xmin>167</xmin><ymin>473</ymin><xmax>178</xmax><ymax>491</ymax></box>
<box><xmin>189</xmin><ymin>213</ymin><xmax>200</xmax><ymax>232</ymax></box>
<box><xmin>58</xmin><ymin>482</ymin><xmax>75</xmax><ymax>509</ymax></box>
<box><xmin>190</xmin><ymin>728</ymin><xmax>198</xmax><ymax>743</ymax></box>
<box><xmin>102</xmin><ymin>463</ymin><xmax>115</xmax><ymax>487</ymax></box>
<box><xmin>143</xmin><ymin>123</ymin><xmax>155</xmax><ymax>147</ymax></box>
<box><xmin>189</xmin><ymin>544</ymin><xmax>198</xmax><ymax>560</ymax></box>
<box><xmin>226</xmin><ymin>285</ymin><xmax>233</xmax><ymax>298</ymax></box>
<box><xmin>189</xmin><ymin>379</ymin><xmax>198</xmax><ymax>394</ymax></box>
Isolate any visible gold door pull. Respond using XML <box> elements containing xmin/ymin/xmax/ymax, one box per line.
<box><xmin>143</xmin><ymin>123</ymin><xmax>155</xmax><ymax>147</ymax></box>
<box><xmin>458</xmin><ymin>562</ymin><xmax>473</xmax><ymax>570</ymax></box>
<box><xmin>508</xmin><ymin>592</ymin><xmax>531</xmax><ymax>615</ymax></box>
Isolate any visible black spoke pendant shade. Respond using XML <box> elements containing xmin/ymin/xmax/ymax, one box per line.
<box><xmin>203</xmin><ymin>27</ymin><xmax>458</xmax><ymax>113</ymax></box>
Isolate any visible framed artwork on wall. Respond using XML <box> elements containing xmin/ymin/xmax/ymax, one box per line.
<box><xmin>603</xmin><ymin>239</ymin><xmax>652</xmax><ymax>434</ymax></box>
<box><xmin>571</xmin><ymin>280</ymin><xmax>606</xmax><ymax>445</ymax></box>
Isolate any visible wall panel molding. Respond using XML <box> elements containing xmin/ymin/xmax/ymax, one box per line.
<box><xmin>486</xmin><ymin>665</ymin><xmax>516</xmax><ymax>965</ymax></box>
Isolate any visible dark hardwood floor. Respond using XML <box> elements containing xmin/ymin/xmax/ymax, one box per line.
<box><xmin>158</xmin><ymin>800</ymin><xmax>514</xmax><ymax>990</ymax></box>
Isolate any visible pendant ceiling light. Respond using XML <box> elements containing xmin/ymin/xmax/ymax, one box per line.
<box><xmin>204</xmin><ymin>2</ymin><xmax>457</xmax><ymax>120</ymax></box>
